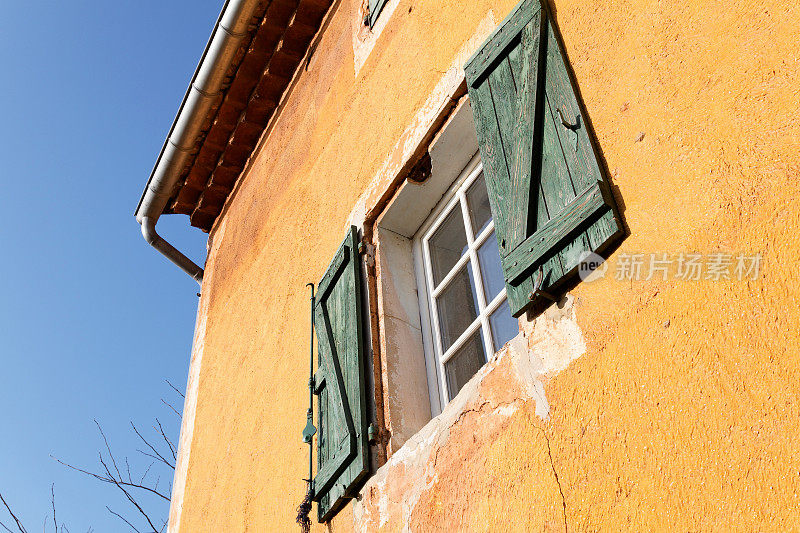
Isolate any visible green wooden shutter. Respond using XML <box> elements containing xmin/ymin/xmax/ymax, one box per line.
<box><xmin>367</xmin><ymin>0</ymin><xmax>389</xmax><ymax>27</ymax></box>
<box><xmin>312</xmin><ymin>226</ymin><xmax>370</xmax><ymax>522</ymax></box>
<box><xmin>465</xmin><ymin>0</ymin><xmax>624</xmax><ymax>317</ymax></box>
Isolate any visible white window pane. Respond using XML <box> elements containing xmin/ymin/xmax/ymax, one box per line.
<box><xmin>429</xmin><ymin>206</ymin><xmax>468</xmax><ymax>286</ymax></box>
<box><xmin>477</xmin><ymin>231</ymin><xmax>505</xmax><ymax>303</ymax></box>
<box><xmin>436</xmin><ymin>262</ymin><xmax>479</xmax><ymax>352</ymax></box>
<box><xmin>444</xmin><ymin>330</ymin><xmax>485</xmax><ymax>400</ymax></box>
<box><xmin>489</xmin><ymin>299</ymin><xmax>518</xmax><ymax>350</ymax></box>
<box><xmin>465</xmin><ymin>172</ymin><xmax>492</xmax><ymax>236</ymax></box>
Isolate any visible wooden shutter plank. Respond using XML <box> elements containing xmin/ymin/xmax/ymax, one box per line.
<box><xmin>506</xmin><ymin>14</ymin><xmax>545</xmax><ymax>252</ymax></box>
<box><xmin>507</xmin><ymin>14</ymin><xmax>566</xmax><ymax>300</ymax></box>
<box><xmin>541</xmin><ymin>20</ymin><xmax>621</xmax><ymax>257</ymax></box>
<box><xmin>502</xmin><ymin>183</ymin><xmax>607</xmax><ymax>284</ymax></box>
<box><xmin>313</xmin><ymin>300</ymin><xmax>356</xmax><ymax>496</ymax></box>
<box><xmin>465</xmin><ymin>0</ymin><xmax>540</xmax><ymax>86</ymax></box>
<box><xmin>470</xmin><ymin>81</ymin><xmax>514</xmax><ymax>256</ymax></box>
<box><xmin>542</xmin><ymin>90</ymin><xmax>593</xmax><ymax>272</ymax></box>
<box><xmin>487</xmin><ymin>56</ymin><xmax>532</xmax><ymax>253</ymax></box>
<box><xmin>471</xmin><ymin>7</ymin><xmax>544</xmax><ymax>258</ymax></box>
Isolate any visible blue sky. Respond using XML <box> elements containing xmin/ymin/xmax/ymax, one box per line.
<box><xmin>0</xmin><ymin>2</ymin><xmax>223</xmax><ymax>530</ymax></box>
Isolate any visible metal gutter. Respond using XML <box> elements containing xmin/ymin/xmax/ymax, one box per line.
<box><xmin>135</xmin><ymin>0</ymin><xmax>262</xmax><ymax>284</ymax></box>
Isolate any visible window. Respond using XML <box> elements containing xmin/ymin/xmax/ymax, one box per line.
<box><xmin>366</xmin><ymin>0</ymin><xmax>389</xmax><ymax>27</ymax></box>
<box><xmin>415</xmin><ymin>157</ymin><xmax>519</xmax><ymax>404</ymax></box>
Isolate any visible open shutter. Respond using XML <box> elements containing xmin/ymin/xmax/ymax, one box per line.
<box><xmin>312</xmin><ymin>226</ymin><xmax>370</xmax><ymax>522</ymax></box>
<box><xmin>465</xmin><ymin>0</ymin><xmax>624</xmax><ymax>317</ymax></box>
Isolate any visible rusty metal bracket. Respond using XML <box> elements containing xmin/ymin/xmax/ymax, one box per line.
<box><xmin>528</xmin><ymin>266</ymin><xmax>558</xmax><ymax>302</ymax></box>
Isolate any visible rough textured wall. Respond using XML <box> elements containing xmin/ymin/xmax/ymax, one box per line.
<box><xmin>175</xmin><ymin>0</ymin><xmax>800</xmax><ymax>530</ymax></box>
<box><xmin>174</xmin><ymin>0</ymin><xmax>516</xmax><ymax>530</ymax></box>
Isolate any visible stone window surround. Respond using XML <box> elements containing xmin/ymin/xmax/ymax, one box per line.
<box><xmin>344</xmin><ymin>13</ymin><xmax>504</xmax><ymax>458</ymax></box>
<box><xmin>354</xmin><ymin>91</ymin><xmax>589</xmax><ymax>496</ymax></box>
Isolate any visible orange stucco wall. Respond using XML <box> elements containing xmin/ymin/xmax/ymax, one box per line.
<box><xmin>173</xmin><ymin>0</ymin><xmax>800</xmax><ymax>530</ymax></box>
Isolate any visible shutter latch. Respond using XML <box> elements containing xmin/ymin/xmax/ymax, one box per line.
<box><xmin>302</xmin><ymin>407</ymin><xmax>316</xmax><ymax>443</ymax></box>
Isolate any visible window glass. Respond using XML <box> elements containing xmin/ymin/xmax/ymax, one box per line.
<box><xmin>436</xmin><ymin>263</ymin><xmax>479</xmax><ymax>351</ymax></box>
<box><xmin>465</xmin><ymin>173</ymin><xmax>492</xmax><ymax>236</ymax></box>
<box><xmin>477</xmin><ymin>231</ymin><xmax>504</xmax><ymax>303</ymax></box>
<box><xmin>428</xmin><ymin>206</ymin><xmax>468</xmax><ymax>287</ymax></box>
<box><xmin>444</xmin><ymin>330</ymin><xmax>485</xmax><ymax>400</ymax></box>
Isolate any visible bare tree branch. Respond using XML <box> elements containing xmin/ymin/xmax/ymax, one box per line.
<box><xmin>125</xmin><ymin>458</ymin><xmax>132</xmax><ymax>485</ymax></box>
<box><xmin>134</xmin><ymin>450</ymin><xmax>173</xmax><ymax>471</ymax></box>
<box><xmin>139</xmin><ymin>462</ymin><xmax>154</xmax><ymax>485</ymax></box>
<box><xmin>51</xmin><ymin>457</ymin><xmax>170</xmax><ymax>502</ymax></box>
<box><xmin>93</xmin><ymin>420</ymin><xmax>123</xmax><ymax>482</ymax></box>
<box><xmin>131</xmin><ymin>423</ymin><xmax>174</xmax><ymax>470</ymax></box>
<box><xmin>51</xmin><ymin>381</ymin><xmax>183</xmax><ymax>532</ymax></box>
<box><xmin>0</xmin><ymin>492</ymin><xmax>27</xmax><ymax>533</ymax></box>
<box><xmin>159</xmin><ymin>399</ymin><xmax>181</xmax><ymax>419</ymax></box>
<box><xmin>0</xmin><ymin>518</ymin><xmax>16</xmax><ymax>533</ymax></box>
<box><xmin>154</xmin><ymin>420</ymin><xmax>176</xmax><ymax>461</ymax></box>
<box><xmin>99</xmin><ymin>458</ymin><xmax>159</xmax><ymax>533</ymax></box>
<box><xmin>50</xmin><ymin>485</ymin><xmax>57</xmax><ymax>533</ymax></box>
<box><xmin>164</xmin><ymin>380</ymin><xmax>184</xmax><ymax>399</ymax></box>
<box><xmin>105</xmin><ymin>507</ymin><xmax>141</xmax><ymax>533</ymax></box>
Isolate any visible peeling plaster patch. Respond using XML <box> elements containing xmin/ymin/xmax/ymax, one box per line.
<box><xmin>522</xmin><ymin>295</ymin><xmax>587</xmax><ymax>378</ymax></box>
<box><xmin>353</xmin><ymin>293</ymin><xmax>588</xmax><ymax>529</ymax></box>
<box><xmin>491</xmin><ymin>401</ymin><xmax>522</xmax><ymax>418</ymax></box>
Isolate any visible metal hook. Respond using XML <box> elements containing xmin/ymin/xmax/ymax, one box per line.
<box><xmin>528</xmin><ymin>266</ymin><xmax>558</xmax><ymax>302</ymax></box>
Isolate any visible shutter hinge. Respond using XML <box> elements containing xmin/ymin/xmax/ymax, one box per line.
<box><xmin>367</xmin><ymin>423</ymin><xmax>378</xmax><ymax>444</ymax></box>
<box><xmin>358</xmin><ymin>240</ymin><xmax>376</xmax><ymax>267</ymax></box>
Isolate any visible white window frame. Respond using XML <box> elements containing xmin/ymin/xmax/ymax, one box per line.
<box><xmin>412</xmin><ymin>153</ymin><xmax>510</xmax><ymax>408</ymax></box>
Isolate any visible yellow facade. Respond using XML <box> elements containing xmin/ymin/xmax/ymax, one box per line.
<box><xmin>169</xmin><ymin>0</ymin><xmax>800</xmax><ymax>530</ymax></box>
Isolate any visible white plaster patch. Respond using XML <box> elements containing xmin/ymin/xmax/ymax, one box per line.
<box><xmin>523</xmin><ymin>295</ymin><xmax>588</xmax><ymax>377</ymax></box>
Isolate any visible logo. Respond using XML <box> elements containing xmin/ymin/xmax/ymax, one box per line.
<box><xmin>578</xmin><ymin>251</ymin><xmax>607</xmax><ymax>282</ymax></box>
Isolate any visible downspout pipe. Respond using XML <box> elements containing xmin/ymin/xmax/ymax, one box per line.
<box><xmin>135</xmin><ymin>0</ymin><xmax>262</xmax><ymax>285</ymax></box>
<box><xmin>142</xmin><ymin>216</ymin><xmax>204</xmax><ymax>284</ymax></box>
